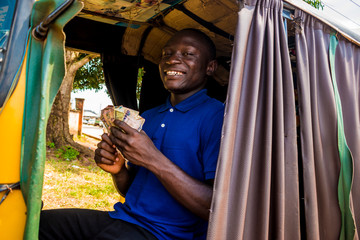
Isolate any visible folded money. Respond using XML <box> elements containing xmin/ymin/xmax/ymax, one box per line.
<box><xmin>100</xmin><ymin>105</ymin><xmax>145</xmax><ymax>132</ymax></box>
<box><xmin>114</xmin><ymin>106</ymin><xmax>145</xmax><ymax>132</ymax></box>
<box><xmin>100</xmin><ymin>106</ymin><xmax>114</xmax><ymax>133</ymax></box>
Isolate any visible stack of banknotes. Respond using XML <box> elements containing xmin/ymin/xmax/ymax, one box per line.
<box><xmin>100</xmin><ymin>105</ymin><xmax>145</xmax><ymax>132</ymax></box>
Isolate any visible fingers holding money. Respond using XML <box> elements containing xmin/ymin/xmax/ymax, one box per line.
<box><xmin>95</xmin><ymin>133</ymin><xmax>119</xmax><ymax>165</ymax></box>
<box><xmin>109</xmin><ymin>120</ymin><xmax>160</xmax><ymax>169</ymax></box>
<box><xmin>109</xmin><ymin>121</ymin><xmax>133</xmax><ymax>150</ymax></box>
<box><xmin>100</xmin><ymin>133</ymin><xmax>116</xmax><ymax>150</ymax></box>
<box><xmin>95</xmin><ymin>149</ymin><xmax>125</xmax><ymax>175</ymax></box>
<box><xmin>113</xmin><ymin>120</ymin><xmax>134</xmax><ymax>134</ymax></box>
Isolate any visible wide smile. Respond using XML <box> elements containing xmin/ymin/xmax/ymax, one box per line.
<box><xmin>164</xmin><ymin>70</ymin><xmax>185</xmax><ymax>76</ymax></box>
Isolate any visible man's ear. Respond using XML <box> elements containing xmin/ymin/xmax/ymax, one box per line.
<box><xmin>206</xmin><ymin>59</ymin><xmax>218</xmax><ymax>76</ymax></box>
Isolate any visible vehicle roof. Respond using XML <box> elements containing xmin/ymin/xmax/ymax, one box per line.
<box><xmin>74</xmin><ymin>0</ymin><xmax>238</xmax><ymax>63</ymax></box>
<box><xmin>75</xmin><ymin>0</ymin><xmax>359</xmax><ymax>64</ymax></box>
<box><xmin>284</xmin><ymin>0</ymin><xmax>360</xmax><ymax>46</ymax></box>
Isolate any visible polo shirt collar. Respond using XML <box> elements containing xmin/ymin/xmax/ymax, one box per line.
<box><xmin>158</xmin><ymin>89</ymin><xmax>209</xmax><ymax>113</ymax></box>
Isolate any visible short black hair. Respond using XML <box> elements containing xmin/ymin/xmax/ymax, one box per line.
<box><xmin>177</xmin><ymin>28</ymin><xmax>216</xmax><ymax>60</ymax></box>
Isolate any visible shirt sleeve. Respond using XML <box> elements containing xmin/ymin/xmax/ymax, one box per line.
<box><xmin>201</xmin><ymin>105</ymin><xmax>224</xmax><ymax>180</ymax></box>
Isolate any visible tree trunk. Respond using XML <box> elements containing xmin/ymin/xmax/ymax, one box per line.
<box><xmin>46</xmin><ymin>51</ymin><xmax>96</xmax><ymax>158</ymax></box>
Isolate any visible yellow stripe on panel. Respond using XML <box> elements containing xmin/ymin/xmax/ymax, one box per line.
<box><xmin>0</xmin><ymin>55</ymin><xmax>27</xmax><ymax>239</ymax></box>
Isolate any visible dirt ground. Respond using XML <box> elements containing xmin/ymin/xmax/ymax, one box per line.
<box><xmin>71</xmin><ymin>135</ymin><xmax>100</xmax><ymax>166</ymax></box>
<box><xmin>77</xmin><ymin>135</ymin><xmax>99</xmax><ymax>151</ymax></box>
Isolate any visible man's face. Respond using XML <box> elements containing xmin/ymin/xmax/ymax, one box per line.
<box><xmin>159</xmin><ymin>31</ymin><xmax>215</xmax><ymax>96</ymax></box>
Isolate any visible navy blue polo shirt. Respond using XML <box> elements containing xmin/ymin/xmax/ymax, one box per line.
<box><xmin>109</xmin><ymin>89</ymin><xmax>224</xmax><ymax>240</ymax></box>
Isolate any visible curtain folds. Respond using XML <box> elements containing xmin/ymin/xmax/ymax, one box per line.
<box><xmin>294</xmin><ymin>10</ymin><xmax>341</xmax><ymax>240</ymax></box>
<box><xmin>208</xmin><ymin>0</ymin><xmax>299</xmax><ymax>239</ymax></box>
<box><xmin>295</xmin><ymin>9</ymin><xmax>360</xmax><ymax>239</ymax></box>
<box><xmin>335</xmin><ymin>35</ymin><xmax>360</xmax><ymax>238</ymax></box>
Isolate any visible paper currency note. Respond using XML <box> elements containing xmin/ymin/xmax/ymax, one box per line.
<box><xmin>100</xmin><ymin>106</ymin><xmax>115</xmax><ymax>133</ymax></box>
<box><xmin>100</xmin><ymin>105</ymin><xmax>145</xmax><ymax>132</ymax></box>
<box><xmin>114</xmin><ymin>106</ymin><xmax>145</xmax><ymax>131</ymax></box>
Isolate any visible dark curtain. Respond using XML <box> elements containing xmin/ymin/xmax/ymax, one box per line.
<box><xmin>101</xmin><ymin>54</ymin><xmax>139</xmax><ymax>110</ymax></box>
<box><xmin>102</xmin><ymin>53</ymin><xmax>169</xmax><ymax>114</ymax></box>
<box><xmin>295</xmin><ymin>9</ymin><xmax>359</xmax><ymax>239</ymax></box>
<box><xmin>138</xmin><ymin>59</ymin><xmax>168</xmax><ymax>114</ymax></box>
<box><xmin>207</xmin><ymin>0</ymin><xmax>299</xmax><ymax>239</ymax></box>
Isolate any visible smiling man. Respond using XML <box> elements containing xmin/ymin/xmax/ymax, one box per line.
<box><xmin>40</xmin><ymin>29</ymin><xmax>225</xmax><ymax>240</ymax></box>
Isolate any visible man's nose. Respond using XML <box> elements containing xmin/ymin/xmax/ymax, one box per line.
<box><xmin>166</xmin><ymin>53</ymin><xmax>181</xmax><ymax>64</ymax></box>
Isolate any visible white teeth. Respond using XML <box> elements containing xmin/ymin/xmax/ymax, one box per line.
<box><xmin>166</xmin><ymin>71</ymin><xmax>184</xmax><ymax>76</ymax></box>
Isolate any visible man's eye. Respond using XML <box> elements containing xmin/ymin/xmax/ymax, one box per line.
<box><xmin>162</xmin><ymin>52</ymin><xmax>171</xmax><ymax>57</ymax></box>
<box><xmin>183</xmin><ymin>52</ymin><xmax>193</xmax><ymax>56</ymax></box>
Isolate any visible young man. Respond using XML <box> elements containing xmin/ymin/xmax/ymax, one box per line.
<box><xmin>40</xmin><ymin>29</ymin><xmax>224</xmax><ymax>240</ymax></box>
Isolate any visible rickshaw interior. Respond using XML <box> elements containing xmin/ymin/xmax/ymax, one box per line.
<box><xmin>62</xmin><ymin>2</ymin><xmax>301</xmax><ymax>215</ymax></box>
<box><xmin>0</xmin><ymin>0</ymin><xmax>300</xmax><ymax>114</ymax></box>
<box><xmin>59</xmin><ymin>0</ymin><xmax>305</xmax><ymax>234</ymax></box>
<box><xmin>62</xmin><ymin>0</ymin><xmax>297</xmax><ymax>114</ymax></box>
<box><xmin>5</xmin><ymin>0</ymin><xmax>360</xmax><ymax>239</ymax></box>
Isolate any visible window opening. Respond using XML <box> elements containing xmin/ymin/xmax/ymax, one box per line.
<box><xmin>0</xmin><ymin>0</ymin><xmax>16</xmax><ymax>72</ymax></box>
<box><xmin>136</xmin><ymin>67</ymin><xmax>145</xmax><ymax>109</ymax></box>
<box><xmin>284</xmin><ymin>11</ymin><xmax>307</xmax><ymax>240</ymax></box>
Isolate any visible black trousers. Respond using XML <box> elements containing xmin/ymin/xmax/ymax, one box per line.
<box><xmin>39</xmin><ymin>209</ymin><xmax>158</xmax><ymax>240</ymax></box>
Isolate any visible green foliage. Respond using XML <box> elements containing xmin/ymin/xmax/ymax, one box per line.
<box><xmin>136</xmin><ymin>67</ymin><xmax>145</xmax><ymax>101</ymax></box>
<box><xmin>73</xmin><ymin>57</ymin><xmax>105</xmax><ymax>92</ymax></box>
<box><xmin>46</xmin><ymin>141</ymin><xmax>55</xmax><ymax>148</ymax></box>
<box><xmin>56</xmin><ymin>146</ymin><xmax>80</xmax><ymax>161</ymax></box>
<box><xmin>304</xmin><ymin>0</ymin><xmax>324</xmax><ymax>10</ymax></box>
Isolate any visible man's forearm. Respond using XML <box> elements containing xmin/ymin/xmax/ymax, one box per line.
<box><xmin>147</xmin><ymin>155</ymin><xmax>213</xmax><ymax>220</ymax></box>
<box><xmin>111</xmin><ymin>164</ymin><xmax>133</xmax><ymax>197</ymax></box>
<box><xmin>109</xmin><ymin>121</ymin><xmax>214</xmax><ymax>218</ymax></box>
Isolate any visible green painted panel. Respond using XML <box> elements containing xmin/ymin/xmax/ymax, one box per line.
<box><xmin>20</xmin><ymin>1</ymin><xmax>83</xmax><ymax>239</ymax></box>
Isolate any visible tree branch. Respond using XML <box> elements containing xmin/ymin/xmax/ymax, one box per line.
<box><xmin>68</xmin><ymin>54</ymin><xmax>96</xmax><ymax>74</ymax></box>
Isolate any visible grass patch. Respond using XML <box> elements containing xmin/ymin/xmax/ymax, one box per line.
<box><xmin>55</xmin><ymin>146</ymin><xmax>80</xmax><ymax>161</ymax></box>
<box><xmin>42</xmin><ymin>149</ymin><xmax>119</xmax><ymax>211</ymax></box>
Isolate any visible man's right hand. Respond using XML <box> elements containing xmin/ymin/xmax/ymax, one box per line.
<box><xmin>94</xmin><ymin>133</ymin><xmax>125</xmax><ymax>175</ymax></box>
